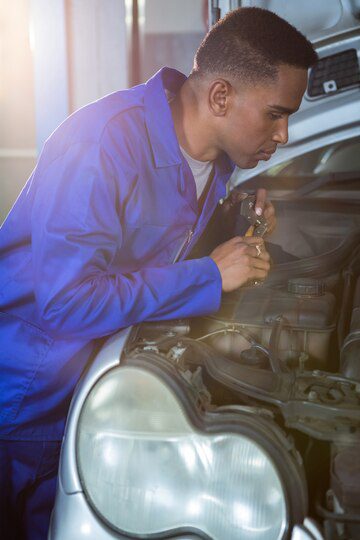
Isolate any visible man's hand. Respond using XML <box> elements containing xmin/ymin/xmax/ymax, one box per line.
<box><xmin>220</xmin><ymin>188</ymin><xmax>277</xmax><ymax>236</ymax></box>
<box><xmin>254</xmin><ymin>188</ymin><xmax>277</xmax><ymax>236</ymax></box>
<box><xmin>210</xmin><ymin>236</ymin><xmax>271</xmax><ymax>292</ymax></box>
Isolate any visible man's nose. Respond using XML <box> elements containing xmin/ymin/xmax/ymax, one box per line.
<box><xmin>272</xmin><ymin>118</ymin><xmax>289</xmax><ymax>145</ymax></box>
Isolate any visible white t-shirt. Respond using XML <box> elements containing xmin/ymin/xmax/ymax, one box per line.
<box><xmin>179</xmin><ymin>145</ymin><xmax>213</xmax><ymax>200</ymax></box>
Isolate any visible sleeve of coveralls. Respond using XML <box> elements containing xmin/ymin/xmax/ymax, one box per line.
<box><xmin>31</xmin><ymin>142</ymin><xmax>222</xmax><ymax>340</ymax></box>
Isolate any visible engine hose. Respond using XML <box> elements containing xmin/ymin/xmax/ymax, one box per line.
<box><xmin>268</xmin><ymin>316</ymin><xmax>289</xmax><ymax>374</ymax></box>
<box><xmin>265</xmin><ymin>229</ymin><xmax>360</xmax><ymax>286</ymax></box>
<box><xmin>150</xmin><ymin>335</ymin><xmax>263</xmax><ymax>374</ymax></box>
<box><xmin>339</xmin><ymin>245</ymin><xmax>360</xmax><ymax>375</ymax></box>
<box><xmin>164</xmin><ymin>337</ymin><xmax>237</xmax><ymax>376</ymax></box>
<box><xmin>337</xmin><ymin>245</ymin><xmax>360</xmax><ymax>348</ymax></box>
<box><xmin>196</xmin><ymin>327</ymin><xmax>255</xmax><ymax>345</ymax></box>
<box><xmin>196</xmin><ymin>319</ymin><xmax>285</xmax><ymax>374</ymax></box>
<box><xmin>341</xmin><ymin>274</ymin><xmax>360</xmax><ymax>381</ymax></box>
<box><xmin>315</xmin><ymin>493</ymin><xmax>360</xmax><ymax>524</ymax></box>
<box><xmin>153</xmin><ymin>336</ymin><xmax>218</xmax><ymax>362</ymax></box>
<box><xmin>152</xmin><ymin>325</ymin><xmax>284</xmax><ymax>374</ymax></box>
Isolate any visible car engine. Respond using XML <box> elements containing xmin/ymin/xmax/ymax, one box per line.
<box><xmin>123</xmin><ymin>194</ymin><xmax>360</xmax><ymax>540</ymax></box>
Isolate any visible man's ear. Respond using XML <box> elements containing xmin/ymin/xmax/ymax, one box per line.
<box><xmin>208</xmin><ymin>78</ymin><xmax>233</xmax><ymax>117</ymax></box>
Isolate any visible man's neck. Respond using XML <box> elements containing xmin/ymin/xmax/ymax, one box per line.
<box><xmin>170</xmin><ymin>79</ymin><xmax>220</xmax><ymax>163</ymax></box>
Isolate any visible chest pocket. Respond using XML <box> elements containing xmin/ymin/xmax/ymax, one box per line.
<box><xmin>0</xmin><ymin>311</ymin><xmax>53</xmax><ymax>424</ymax></box>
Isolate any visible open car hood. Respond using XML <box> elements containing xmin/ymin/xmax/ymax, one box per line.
<box><xmin>218</xmin><ymin>0</ymin><xmax>360</xmax><ymax>44</ymax></box>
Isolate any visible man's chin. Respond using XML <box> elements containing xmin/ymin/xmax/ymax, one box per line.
<box><xmin>236</xmin><ymin>157</ymin><xmax>259</xmax><ymax>169</ymax></box>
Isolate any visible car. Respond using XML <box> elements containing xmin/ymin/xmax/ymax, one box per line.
<box><xmin>49</xmin><ymin>2</ymin><xmax>360</xmax><ymax>539</ymax></box>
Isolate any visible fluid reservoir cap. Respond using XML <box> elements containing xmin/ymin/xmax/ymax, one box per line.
<box><xmin>240</xmin><ymin>347</ymin><xmax>268</xmax><ymax>369</ymax></box>
<box><xmin>288</xmin><ymin>278</ymin><xmax>325</xmax><ymax>297</ymax></box>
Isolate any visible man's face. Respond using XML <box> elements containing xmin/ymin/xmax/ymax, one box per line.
<box><xmin>219</xmin><ymin>64</ymin><xmax>308</xmax><ymax>168</ymax></box>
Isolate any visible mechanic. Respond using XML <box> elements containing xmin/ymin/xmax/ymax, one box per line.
<box><xmin>0</xmin><ymin>7</ymin><xmax>317</xmax><ymax>540</ymax></box>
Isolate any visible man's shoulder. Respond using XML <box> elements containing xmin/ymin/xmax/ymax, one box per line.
<box><xmin>42</xmin><ymin>84</ymin><xmax>147</xmax><ymax>162</ymax></box>
<box><xmin>75</xmin><ymin>84</ymin><xmax>146</xmax><ymax>136</ymax></box>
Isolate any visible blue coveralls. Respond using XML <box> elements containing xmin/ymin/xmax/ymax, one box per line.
<box><xmin>0</xmin><ymin>67</ymin><xmax>235</xmax><ymax>538</ymax></box>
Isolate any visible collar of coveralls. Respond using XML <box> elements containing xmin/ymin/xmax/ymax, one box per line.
<box><xmin>144</xmin><ymin>66</ymin><xmax>235</xmax><ymax>176</ymax></box>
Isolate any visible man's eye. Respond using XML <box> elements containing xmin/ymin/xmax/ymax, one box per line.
<box><xmin>269</xmin><ymin>112</ymin><xmax>282</xmax><ymax>120</ymax></box>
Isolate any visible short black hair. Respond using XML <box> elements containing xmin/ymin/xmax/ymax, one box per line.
<box><xmin>192</xmin><ymin>7</ymin><xmax>318</xmax><ymax>84</ymax></box>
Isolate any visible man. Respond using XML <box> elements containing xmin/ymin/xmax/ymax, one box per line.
<box><xmin>0</xmin><ymin>7</ymin><xmax>317</xmax><ymax>539</ymax></box>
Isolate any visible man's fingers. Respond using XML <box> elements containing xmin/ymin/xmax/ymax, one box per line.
<box><xmin>243</xmin><ymin>248</ymin><xmax>270</xmax><ymax>269</ymax></box>
<box><xmin>231</xmin><ymin>260</ymin><xmax>268</xmax><ymax>279</ymax></box>
<box><xmin>227</xmin><ymin>236</ymin><xmax>264</xmax><ymax>246</ymax></box>
<box><xmin>250</xmin><ymin>267</ymin><xmax>269</xmax><ymax>279</ymax></box>
<box><xmin>244</xmin><ymin>244</ymin><xmax>270</xmax><ymax>261</ymax></box>
<box><xmin>211</xmin><ymin>236</ymin><xmax>271</xmax><ymax>292</ymax></box>
<box><xmin>240</xmin><ymin>235</ymin><xmax>265</xmax><ymax>246</ymax></box>
<box><xmin>231</xmin><ymin>246</ymin><xmax>270</xmax><ymax>269</ymax></box>
<box><xmin>229</xmin><ymin>238</ymin><xmax>269</xmax><ymax>261</ymax></box>
<box><xmin>255</xmin><ymin>188</ymin><xmax>267</xmax><ymax>216</ymax></box>
<box><xmin>258</xmin><ymin>245</ymin><xmax>270</xmax><ymax>261</ymax></box>
<box><xmin>252</xmin><ymin>256</ymin><xmax>271</xmax><ymax>271</ymax></box>
<box><xmin>264</xmin><ymin>201</ymin><xmax>275</xmax><ymax>219</ymax></box>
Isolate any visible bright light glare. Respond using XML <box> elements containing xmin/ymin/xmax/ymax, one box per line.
<box><xmin>90</xmin><ymin>378</ymin><xmax>118</xmax><ymax>410</ymax></box>
<box><xmin>80</xmin><ymin>523</ymin><xmax>91</xmax><ymax>535</ymax></box>
<box><xmin>233</xmin><ymin>502</ymin><xmax>254</xmax><ymax>528</ymax></box>
<box><xmin>186</xmin><ymin>498</ymin><xmax>202</xmax><ymax>517</ymax></box>
<box><xmin>125</xmin><ymin>0</ymin><xmax>132</xmax><ymax>26</ymax></box>
<box><xmin>103</xmin><ymin>441</ymin><xmax>118</xmax><ymax>466</ymax></box>
<box><xmin>196</xmin><ymin>439</ymin><xmax>213</xmax><ymax>469</ymax></box>
<box><xmin>250</xmin><ymin>455</ymin><xmax>266</xmax><ymax>469</ymax></box>
<box><xmin>179</xmin><ymin>442</ymin><xmax>196</xmax><ymax>470</ymax></box>
<box><xmin>28</xmin><ymin>20</ymin><xmax>35</xmax><ymax>53</ymax></box>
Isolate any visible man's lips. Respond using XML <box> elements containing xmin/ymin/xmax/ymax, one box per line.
<box><xmin>256</xmin><ymin>148</ymin><xmax>276</xmax><ymax>160</ymax></box>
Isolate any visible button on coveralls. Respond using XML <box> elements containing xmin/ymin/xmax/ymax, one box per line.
<box><xmin>0</xmin><ymin>67</ymin><xmax>235</xmax><ymax>538</ymax></box>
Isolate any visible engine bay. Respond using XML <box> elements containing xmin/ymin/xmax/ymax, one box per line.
<box><xmin>124</xmin><ymin>192</ymin><xmax>360</xmax><ymax>539</ymax></box>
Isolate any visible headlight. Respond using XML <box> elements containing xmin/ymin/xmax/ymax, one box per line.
<box><xmin>77</xmin><ymin>357</ymin><xmax>307</xmax><ymax>539</ymax></box>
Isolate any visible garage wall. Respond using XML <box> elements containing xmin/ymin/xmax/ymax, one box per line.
<box><xmin>0</xmin><ymin>0</ymin><xmax>37</xmax><ymax>223</ymax></box>
<box><xmin>0</xmin><ymin>0</ymin><xmax>128</xmax><ymax>225</ymax></box>
<box><xmin>0</xmin><ymin>0</ymin><xmax>205</xmax><ymax>224</ymax></box>
<box><xmin>140</xmin><ymin>0</ymin><xmax>207</xmax><ymax>81</ymax></box>
<box><xmin>67</xmin><ymin>0</ymin><xmax>128</xmax><ymax>113</ymax></box>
